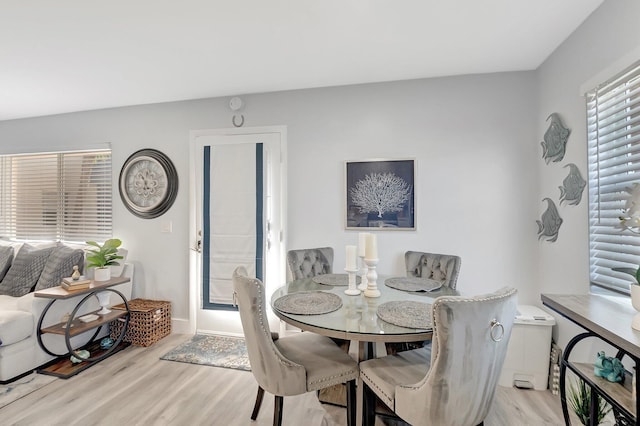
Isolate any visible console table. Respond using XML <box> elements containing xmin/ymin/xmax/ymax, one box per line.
<box><xmin>34</xmin><ymin>277</ymin><xmax>131</xmax><ymax>378</ymax></box>
<box><xmin>542</xmin><ymin>293</ymin><xmax>640</xmax><ymax>425</ymax></box>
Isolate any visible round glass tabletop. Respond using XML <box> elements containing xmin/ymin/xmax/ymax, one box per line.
<box><xmin>270</xmin><ymin>276</ymin><xmax>457</xmax><ymax>343</ymax></box>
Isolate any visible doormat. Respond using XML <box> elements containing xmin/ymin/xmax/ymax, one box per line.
<box><xmin>160</xmin><ymin>334</ymin><xmax>251</xmax><ymax>371</ymax></box>
<box><xmin>0</xmin><ymin>372</ymin><xmax>56</xmax><ymax>409</ymax></box>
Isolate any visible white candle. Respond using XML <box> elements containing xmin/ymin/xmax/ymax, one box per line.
<box><xmin>358</xmin><ymin>232</ymin><xmax>369</xmax><ymax>257</ymax></box>
<box><xmin>346</xmin><ymin>245</ymin><xmax>357</xmax><ymax>270</ymax></box>
<box><xmin>365</xmin><ymin>234</ymin><xmax>378</xmax><ymax>259</ymax></box>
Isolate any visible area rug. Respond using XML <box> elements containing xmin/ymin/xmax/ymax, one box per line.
<box><xmin>160</xmin><ymin>334</ymin><xmax>251</xmax><ymax>371</ymax></box>
<box><xmin>0</xmin><ymin>372</ymin><xmax>56</xmax><ymax>409</ymax></box>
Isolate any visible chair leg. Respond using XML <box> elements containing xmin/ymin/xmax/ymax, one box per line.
<box><xmin>346</xmin><ymin>380</ymin><xmax>356</xmax><ymax>426</ymax></box>
<box><xmin>251</xmin><ymin>386</ymin><xmax>265</xmax><ymax>420</ymax></box>
<box><xmin>362</xmin><ymin>381</ymin><xmax>376</xmax><ymax>426</ymax></box>
<box><xmin>273</xmin><ymin>395</ymin><xmax>284</xmax><ymax>426</ymax></box>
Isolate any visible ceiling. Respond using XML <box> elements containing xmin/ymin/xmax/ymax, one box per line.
<box><xmin>1</xmin><ymin>0</ymin><xmax>604</xmax><ymax>121</ymax></box>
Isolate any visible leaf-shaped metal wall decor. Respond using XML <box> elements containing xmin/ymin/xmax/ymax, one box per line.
<box><xmin>537</xmin><ymin>198</ymin><xmax>563</xmax><ymax>242</ymax></box>
<box><xmin>559</xmin><ymin>163</ymin><xmax>586</xmax><ymax>206</ymax></box>
<box><xmin>541</xmin><ymin>113</ymin><xmax>570</xmax><ymax>164</ymax></box>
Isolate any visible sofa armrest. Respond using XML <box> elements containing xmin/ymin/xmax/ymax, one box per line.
<box><xmin>119</xmin><ymin>262</ymin><xmax>134</xmax><ymax>279</ymax></box>
<box><xmin>16</xmin><ymin>292</ymin><xmax>35</xmax><ymax>313</ymax></box>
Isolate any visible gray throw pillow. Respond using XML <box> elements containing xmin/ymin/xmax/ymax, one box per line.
<box><xmin>0</xmin><ymin>246</ymin><xmax>14</xmax><ymax>282</ymax></box>
<box><xmin>0</xmin><ymin>244</ymin><xmax>54</xmax><ymax>297</ymax></box>
<box><xmin>35</xmin><ymin>245</ymin><xmax>85</xmax><ymax>291</ymax></box>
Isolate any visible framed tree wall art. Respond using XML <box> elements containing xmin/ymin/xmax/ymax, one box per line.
<box><xmin>345</xmin><ymin>158</ymin><xmax>415</xmax><ymax>230</ymax></box>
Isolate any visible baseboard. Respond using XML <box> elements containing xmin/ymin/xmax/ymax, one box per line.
<box><xmin>170</xmin><ymin>318</ymin><xmax>193</xmax><ymax>334</ymax></box>
<box><xmin>195</xmin><ymin>329</ymin><xmax>244</xmax><ymax>338</ymax></box>
<box><xmin>170</xmin><ymin>317</ymin><xmax>247</xmax><ymax>338</ymax></box>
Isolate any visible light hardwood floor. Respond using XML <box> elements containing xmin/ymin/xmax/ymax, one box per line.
<box><xmin>0</xmin><ymin>334</ymin><xmax>571</xmax><ymax>425</ymax></box>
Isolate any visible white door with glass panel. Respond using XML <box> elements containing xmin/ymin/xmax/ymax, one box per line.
<box><xmin>192</xmin><ymin>128</ymin><xmax>285</xmax><ymax>334</ymax></box>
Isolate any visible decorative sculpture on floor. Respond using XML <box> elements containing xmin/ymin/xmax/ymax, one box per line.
<box><xmin>594</xmin><ymin>351</ymin><xmax>625</xmax><ymax>383</ymax></box>
<box><xmin>537</xmin><ymin>198</ymin><xmax>563</xmax><ymax>242</ymax></box>
<box><xmin>559</xmin><ymin>163</ymin><xmax>586</xmax><ymax>206</ymax></box>
<box><xmin>541</xmin><ymin>113</ymin><xmax>571</xmax><ymax>164</ymax></box>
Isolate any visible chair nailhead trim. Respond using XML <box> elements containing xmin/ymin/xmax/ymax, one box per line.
<box><xmin>251</xmin><ymin>277</ymin><xmax>358</xmax><ymax>387</ymax></box>
<box><xmin>365</xmin><ymin>287</ymin><xmax>518</xmax><ymax>407</ymax></box>
<box><xmin>424</xmin><ymin>287</ymin><xmax>517</xmax><ymax>388</ymax></box>
<box><xmin>253</xmin><ymin>278</ymin><xmax>302</xmax><ymax>370</ymax></box>
<box><xmin>309</xmin><ymin>369</ymin><xmax>358</xmax><ymax>387</ymax></box>
<box><xmin>361</xmin><ymin>370</ymin><xmax>393</xmax><ymax>406</ymax></box>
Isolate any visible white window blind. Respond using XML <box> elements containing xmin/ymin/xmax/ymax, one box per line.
<box><xmin>0</xmin><ymin>150</ymin><xmax>112</xmax><ymax>242</ymax></box>
<box><xmin>588</xmin><ymin>62</ymin><xmax>640</xmax><ymax>293</ymax></box>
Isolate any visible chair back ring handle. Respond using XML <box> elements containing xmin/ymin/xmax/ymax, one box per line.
<box><xmin>490</xmin><ymin>319</ymin><xmax>505</xmax><ymax>342</ymax></box>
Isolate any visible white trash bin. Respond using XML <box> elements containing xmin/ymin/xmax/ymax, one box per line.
<box><xmin>499</xmin><ymin>305</ymin><xmax>556</xmax><ymax>390</ymax></box>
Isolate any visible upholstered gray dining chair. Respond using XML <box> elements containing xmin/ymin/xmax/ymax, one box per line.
<box><xmin>286</xmin><ymin>247</ymin><xmax>333</xmax><ymax>280</ymax></box>
<box><xmin>360</xmin><ymin>287</ymin><xmax>517</xmax><ymax>426</ymax></box>
<box><xmin>232</xmin><ymin>266</ymin><xmax>358</xmax><ymax>426</ymax></box>
<box><xmin>405</xmin><ymin>250</ymin><xmax>462</xmax><ymax>290</ymax></box>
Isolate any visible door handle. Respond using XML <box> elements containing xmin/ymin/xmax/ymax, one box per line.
<box><xmin>266</xmin><ymin>221</ymin><xmax>272</xmax><ymax>250</ymax></box>
<box><xmin>191</xmin><ymin>230</ymin><xmax>202</xmax><ymax>253</ymax></box>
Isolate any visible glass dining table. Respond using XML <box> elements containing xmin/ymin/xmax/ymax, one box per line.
<box><xmin>272</xmin><ymin>274</ymin><xmax>456</xmax><ymax>425</ymax></box>
<box><xmin>270</xmin><ymin>274</ymin><xmax>458</xmax><ymax>348</ymax></box>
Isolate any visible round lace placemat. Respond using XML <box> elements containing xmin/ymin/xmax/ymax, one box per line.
<box><xmin>384</xmin><ymin>277</ymin><xmax>442</xmax><ymax>292</ymax></box>
<box><xmin>312</xmin><ymin>273</ymin><xmax>361</xmax><ymax>286</ymax></box>
<box><xmin>377</xmin><ymin>301</ymin><xmax>432</xmax><ymax>329</ymax></box>
<box><xmin>273</xmin><ymin>291</ymin><xmax>343</xmax><ymax>315</ymax></box>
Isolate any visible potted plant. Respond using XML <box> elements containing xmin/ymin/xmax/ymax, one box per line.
<box><xmin>613</xmin><ymin>265</ymin><xmax>640</xmax><ymax>330</ymax></box>
<box><xmin>86</xmin><ymin>238</ymin><xmax>123</xmax><ymax>282</ymax></box>
<box><xmin>615</xmin><ymin>267</ymin><xmax>640</xmax><ymax>305</ymax></box>
<box><xmin>567</xmin><ymin>377</ymin><xmax>611</xmax><ymax>425</ymax></box>
<box><xmin>616</xmin><ymin>183</ymin><xmax>640</xmax><ymax>326</ymax></box>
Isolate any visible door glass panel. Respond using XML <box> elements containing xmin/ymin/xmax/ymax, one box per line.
<box><xmin>202</xmin><ymin>143</ymin><xmax>264</xmax><ymax>307</ymax></box>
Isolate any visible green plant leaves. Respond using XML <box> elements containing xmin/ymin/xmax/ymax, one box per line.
<box><xmin>85</xmin><ymin>238</ymin><xmax>123</xmax><ymax>269</ymax></box>
<box><xmin>567</xmin><ymin>377</ymin><xmax>611</xmax><ymax>425</ymax></box>
<box><xmin>612</xmin><ymin>266</ymin><xmax>640</xmax><ymax>285</ymax></box>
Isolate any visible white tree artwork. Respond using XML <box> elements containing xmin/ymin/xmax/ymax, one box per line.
<box><xmin>350</xmin><ymin>172</ymin><xmax>411</xmax><ymax>218</ymax></box>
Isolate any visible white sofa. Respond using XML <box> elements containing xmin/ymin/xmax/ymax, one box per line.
<box><xmin>0</xmin><ymin>242</ymin><xmax>132</xmax><ymax>383</ymax></box>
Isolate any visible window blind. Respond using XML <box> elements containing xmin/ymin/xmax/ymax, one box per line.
<box><xmin>0</xmin><ymin>150</ymin><xmax>112</xmax><ymax>242</ymax></box>
<box><xmin>588</xmin><ymin>62</ymin><xmax>640</xmax><ymax>293</ymax></box>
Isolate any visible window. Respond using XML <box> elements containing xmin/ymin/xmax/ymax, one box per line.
<box><xmin>0</xmin><ymin>149</ymin><xmax>112</xmax><ymax>242</ymax></box>
<box><xmin>588</xmin><ymin>62</ymin><xmax>640</xmax><ymax>293</ymax></box>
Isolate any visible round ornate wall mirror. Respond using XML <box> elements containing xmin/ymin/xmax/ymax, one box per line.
<box><xmin>119</xmin><ymin>148</ymin><xmax>178</xmax><ymax>219</ymax></box>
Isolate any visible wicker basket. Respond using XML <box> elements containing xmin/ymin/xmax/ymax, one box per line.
<box><xmin>109</xmin><ymin>299</ymin><xmax>171</xmax><ymax>347</ymax></box>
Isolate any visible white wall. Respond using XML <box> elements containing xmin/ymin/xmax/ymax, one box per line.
<box><xmin>536</xmin><ymin>0</ymin><xmax>640</xmax><ymax>356</ymax></box>
<box><xmin>275</xmin><ymin>73</ymin><xmax>539</xmax><ymax>305</ymax></box>
<box><xmin>0</xmin><ymin>71</ymin><xmax>539</xmax><ymax>333</ymax></box>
